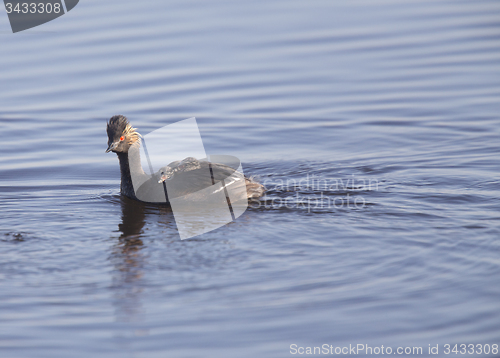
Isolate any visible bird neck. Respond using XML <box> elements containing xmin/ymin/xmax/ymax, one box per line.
<box><xmin>116</xmin><ymin>149</ymin><xmax>144</xmax><ymax>200</ymax></box>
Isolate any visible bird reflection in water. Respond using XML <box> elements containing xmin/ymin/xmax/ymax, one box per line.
<box><xmin>109</xmin><ymin>196</ymin><xmax>172</xmax><ymax>325</ymax></box>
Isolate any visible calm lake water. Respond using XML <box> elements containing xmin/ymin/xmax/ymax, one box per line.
<box><xmin>1</xmin><ymin>0</ymin><xmax>500</xmax><ymax>357</ymax></box>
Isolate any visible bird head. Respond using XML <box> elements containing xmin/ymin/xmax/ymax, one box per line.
<box><xmin>157</xmin><ymin>166</ymin><xmax>175</xmax><ymax>183</ymax></box>
<box><xmin>106</xmin><ymin>115</ymin><xmax>141</xmax><ymax>153</ymax></box>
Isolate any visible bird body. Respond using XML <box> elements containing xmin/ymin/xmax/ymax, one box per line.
<box><xmin>106</xmin><ymin>115</ymin><xmax>265</xmax><ymax>204</ymax></box>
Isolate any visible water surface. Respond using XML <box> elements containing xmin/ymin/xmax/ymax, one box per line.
<box><xmin>1</xmin><ymin>0</ymin><xmax>500</xmax><ymax>357</ymax></box>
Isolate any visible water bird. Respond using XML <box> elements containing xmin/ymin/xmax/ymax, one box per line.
<box><xmin>106</xmin><ymin>115</ymin><xmax>265</xmax><ymax>203</ymax></box>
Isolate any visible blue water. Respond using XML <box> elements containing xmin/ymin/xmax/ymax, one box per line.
<box><xmin>1</xmin><ymin>0</ymin><xmax>500</xmax><ymax>357</ymax></box>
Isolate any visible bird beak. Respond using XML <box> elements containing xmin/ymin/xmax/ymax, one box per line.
<box><xmin>105</xmin><ymin>142</ymin><xmax>118</xmax><ymax>153</ymax></box>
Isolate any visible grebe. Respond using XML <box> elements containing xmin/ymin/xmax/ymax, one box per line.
<box><xmin>106</xmin><ymin>115</ymin><xmax>265</xmax><ymax>203</ymax></box>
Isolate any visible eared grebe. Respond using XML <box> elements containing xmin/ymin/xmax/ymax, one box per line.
<box><xmin>106</xmin><ymin>115</ymin><xmax>265</xmax><ymax>203</ymax></box>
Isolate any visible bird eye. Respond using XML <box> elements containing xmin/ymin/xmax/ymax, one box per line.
<box><xmin>119</xmin><ymin>136</ymin><xmax>125</xmax><ymax>141</ymax></box>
